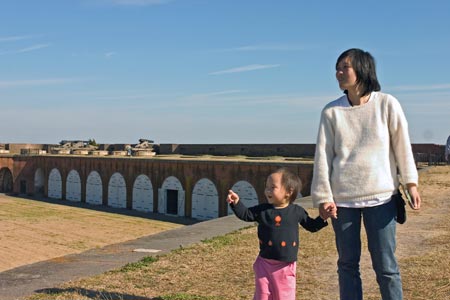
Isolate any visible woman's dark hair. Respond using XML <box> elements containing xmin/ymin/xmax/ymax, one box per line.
<box><xmin>273</xmin><ymin>167</ymin><xmax>302</xmax><ymax>203</ymax></box>
<box><xmin>336</xmin><ymin>48</ymin><xmax>381</xmax><ymax>96</ymax></box>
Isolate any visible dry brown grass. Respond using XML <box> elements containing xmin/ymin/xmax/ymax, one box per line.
<box><xmin>396</xmin><ymin>166</ymin><xmax>450</xmax><ymax>300</ymax></box>
<box><xmin>24</xmin><ymin>165</ymin><xmax>450</xmax><ymax>300</ymax></box>
<box><xmin>0</xmin><ymin>196</ymin><xmax>182</xmax><ymax>272</ymax></box>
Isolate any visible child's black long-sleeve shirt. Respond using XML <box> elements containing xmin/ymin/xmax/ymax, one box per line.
<box><xmin>230</xmin><ymin>201</ymin><xmax>327</xmax><ymax>262</ymax></box>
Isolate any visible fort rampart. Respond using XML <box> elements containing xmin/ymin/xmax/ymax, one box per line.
<box><xmin>0</xmin><ymin>143</ymin><xmax>445</xmax><ymax>221</ymax></box>
<box><xmin>0</xmin><ymin>154</ymin><xmax>313</xmax><ymax>220</ymax></box>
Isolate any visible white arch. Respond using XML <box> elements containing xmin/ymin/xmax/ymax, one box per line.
<box><xmin>66</xmin><ymin>170</ymin><xmax>81</xmax><ymax>202</ymax></box>
<box><xmin>191</xmin><ymin>178</ymin><xmax>218</xmax><ymax>220</ymax></box>
<box><xmin>108</xmin><ymin>172</ymin><xmax>127</xmax><ymax>209</ymax></box>
<box><xmin>158</xmin><ymin>176</ymin><xmax>185</xmax><ymax>217</ymax></box>
<box><xmin>34</xmin><ymin>168</ymin><xmax>45</xmax><ymax>195</ymax></box>
<box><xmin>86</xmin><ymin>171</ymin><xmax>103</xmax><ymax>205</ymax></box>
<box><xmin>132</xmin><ymin>174</ymin><xmax>153</xmax><ymax>212</ymax></box>
<box><xmin>228</xmin><ymin>180</ymin><xmax>259</xmax><ymax>215</ymax></box>
<box><xmin>48</xmin><ymin>168</ymin><xmax>62</xmax><ymax>200</ymax></box>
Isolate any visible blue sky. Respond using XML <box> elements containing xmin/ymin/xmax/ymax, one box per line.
<box><xmin>1</xmin><ymin>0</ymin><xmax>449</xmax><ymax>145</ymax></box>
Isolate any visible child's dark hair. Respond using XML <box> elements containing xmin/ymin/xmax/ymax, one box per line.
<box><xmin>273</xmin><ymin>167</ymin><xmax>302</xmax><ymax>202</ymax></box>
<box><xmin>336</xmin><ymin>48</ymin><xmax>381</xmax><ymax>97</ymax></box>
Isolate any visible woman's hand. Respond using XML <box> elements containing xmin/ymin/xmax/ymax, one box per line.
<box><xmin>319</xmin><ymin>202</ymin><xmax>338</xmax><ymax>220</ymax></box>
<box><xmin>226</xmin><ymin>190</ymin><xmax>240</xmax><ymax>205</ymax></box>
<box><xmin>407</xmin><ymin>184</ymin><xmax>421</xmax><ymax>210</ymax></box>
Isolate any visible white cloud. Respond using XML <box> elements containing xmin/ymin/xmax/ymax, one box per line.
<box><xmin>388</xmin><ymin>83</ymin><xmax>450</xmax><ymax>92</ymax></box>
<box><xmin>104</xmin><ymin>51</ymin><xmax>117</xmax><ymax>58</ymax></box>
<box><xmin>17</xmin><ymin>43</ymin><xmax>51</xmax><ymax>53</ymax></box>
<box><xmin>177</xmin><ymin>91</ymin><xmax>334</xmax><ymax>110</ymax></box>
<box><xmin>188</xmin><ymin>90</ymin><xmax>243</xmax><ymax>98</ymax></box>
<box><xmin>0</xmin><ymin>35</ymin><xmax>38</xmax><ymax>43</ymax></box>
<box><xmin>220</xmin><ymin>44</ymin><xmax>306</xmax><ymax>52</ymax></box>
<box><xmin>0</xmin><ymin>78</ymin><xmax>80</xmax><ymax>88</ymax></box>
<box><xmin>0</xmin><ymin>43</ymin><xmax>51</xmax><ymax>55</ymax></box>
<box><xmin>107</xmin><ymin>0</ymin><xmax>171</xmax><ymax>5</ymax></box>
<box><xmin>92</xmin><ymin>93</ymin><xmax>156</xmax><ymax>101</ymax></box>
<box><xmin>209</xmin><ymin>64</ymin><xmax>281</xmax><ymax>75</ymax></box>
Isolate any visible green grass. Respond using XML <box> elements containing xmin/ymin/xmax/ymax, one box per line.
<box><xmin>116</xmin><ymin>256</ymin><xmax>159</xmax><ymax>273</ymax></box>
<box><xmin>155</xmin><ymin>294</ymin><xmax>224</xmax><ymax>300</ymax></box>
<box><xmin>200</xmin><ymin>228</ymin><xmax>253</xmax><ymax>248</ymax></box>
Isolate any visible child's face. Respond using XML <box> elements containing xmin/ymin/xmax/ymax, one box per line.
<box><xmin>265</xmin><ymin>172</ymin><xmax>291</xmax><ymax>208</ymax></box>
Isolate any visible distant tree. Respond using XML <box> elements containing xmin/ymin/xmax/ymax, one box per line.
<box><xmin>88</xmin><ymin>138</ymin><xmax>98</xmax><ymax>146</ymax></box>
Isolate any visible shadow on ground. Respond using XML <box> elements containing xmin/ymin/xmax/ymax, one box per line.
<box><xmin>35</xmin><ymin>287</ymin><xmax>154</xmax><ymax>300</ymax></box>
<box><xmin>34</xmin><ymin>287</ymin><xmax>215</xmax><ymax>300</ymax></box>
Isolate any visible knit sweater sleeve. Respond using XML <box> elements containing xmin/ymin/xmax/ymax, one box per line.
<box><xmin>230</xmin><ymin>200</ymin><xmax>261</xmax><ymax>222</ymax></box>
<box><xmin>387</xmin><ymin>96</ymin><xmax>419</xmax><ymax>185</ymax></box>
<box><xmin>311</xmin><ymin>106</ymin><xmax>335</xmax><ymax>207</ymax></box>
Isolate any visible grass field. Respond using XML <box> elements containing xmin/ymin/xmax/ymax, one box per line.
<box><xmin>0</xmin><ymin>196</ymin><xmax>183</xmax><ymax>272</ymax></box>
<box><xmin>7</xmin><ymin>166</ymin><xmax>450</xmax><ymax>300</ymax></box>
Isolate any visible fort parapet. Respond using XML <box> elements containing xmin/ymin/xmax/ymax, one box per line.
<box><xmin>0</xmin><ymin>154</ymin><xmax>313</xmax><ymax>221</ymax></box>
<box><xmin>159</xmin><ymin>143</ymin><xmax>316</xmax><ymax>157</ymax></box>
<box><xmin>0</xmin><ymin>143</ymin><xmax>445</xmax><ymax>221</ymax></box>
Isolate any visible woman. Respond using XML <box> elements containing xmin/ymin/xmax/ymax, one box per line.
<box><xmin>311</xmin><ymin>48</ymin><xmax>421</xmax><ymax>300</ymax></box>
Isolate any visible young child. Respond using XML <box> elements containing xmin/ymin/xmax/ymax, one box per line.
<box><xmin>227</xmin><ymin>167</ymin><xmax>328</xmax><ymax>300</ymax></box>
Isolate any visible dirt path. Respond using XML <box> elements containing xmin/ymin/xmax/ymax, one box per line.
<box><xmin>0</xmin><ymin>196</ymin><xmax>183</xmax><ymax>272</ymax></box>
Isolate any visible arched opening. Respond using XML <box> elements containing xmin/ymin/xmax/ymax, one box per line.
<box><xmin>132</xmin><ymin>174</ymin><xmax>153</xmax><ymax>212</ymax></box>
<box><xmin>48</xmin><ymin>168</ymin><xmax>62</xmax><ymax>199</ymax></box>
<box><xmin>34</xmin><ymin>168</ymin><xmax>45</xmax><ymax>196</ymax></box>
<box><xmin>159</xmin><ymin>176</ymin><xmax>185</xmax><ymax>217</ymax></box>
<box><xmin>191</xmin><ymin>178</ymin><xmax>218</xmax><ymax>220</ymax></box>
<box><xmin>228</xmin><ymin>180</ymin><xmax>259</xmax><ymax>215</ymax></box>
<box><xmin>86</xmin><ymin>171</ymin><xmax>103</xmax><ymax>205</ymax></box>
<box><xmin>0</xmin><ymin>167</ymin><xmax>13</xmax><ymax>193</ymax></box>
<box><xmin>66</xmin><ymin>170</ymin><xmax>81</xmax><ymax>202</ymax></box>
<box><xmin>108</xmin><ymin>172</ymin><xmax>126</xmax><ymax>208</ymax></box>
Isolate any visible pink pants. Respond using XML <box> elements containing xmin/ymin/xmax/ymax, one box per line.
<box><xmin>253</xmin><ymin>255</ymin><xmax>297</xmax><ymax>300</ymax></box>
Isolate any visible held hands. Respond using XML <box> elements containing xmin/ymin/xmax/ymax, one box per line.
<box><xmin>319</xmin><ymin>202</ymin><xmax>338</xmax><ymax>220</ymax></box>
<box><xmin>226</xmin><ymin>190</ymin><xmax>240</xmax><ymax>205</ymax></box>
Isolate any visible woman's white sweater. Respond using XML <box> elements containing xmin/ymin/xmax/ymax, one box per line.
<box><xmin>311</xmin><ymin>92</ymin><xmax>418</xmax><ymax>207</ymax></box>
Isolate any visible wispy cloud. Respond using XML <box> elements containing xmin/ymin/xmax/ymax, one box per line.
<box><xmin>219</xmin><ymin>43</ymin><xmax>306</xmax><ymax>52</ymax></box>
<box><xmin>16</xmin><ymin>43</ymin><xmax>51</xmax><ymax>53</ymax></box>
<box><xmin>0</xmin><ymin>43</ymin><xmax>51</xmax><ymax>55</ymax></box>
<box><xmin>182</xmin><ymin>90</ymin><xmax>243</xmax><ymax>103</ymax></box>
<box><xmin>178</xmin><ymin>91</ymin><xmax>334</xmax><ymax>110</ymax></box>
<box><xmin>92</xmin><ymin>93</ymin><xmax>157</xmax><ymax>101</ymax></box>
<box><xmin>0</xmin><ymin>35</ymin><xmax>39</xmax><ymax>43</ymax></box>
<box><xmin>0</xmin><ymin>78</ymin><xmax>81</xmax><ymax>88</ymax></box>
<box><xmin>388</xmin><ymin>83</ymin><xmax>450</xmax><ymax>92</ymax></box>
<box><xmin>104</xmin><ymin>0</ymin><xmax>172</xmax><ymax>5</ymax></box>
<box><xmin>104</xmin><ymin>51</ymin><xmax>117</xmax><ymax>58</ymax></box>
<box><xmin>189</xmin><ymin>90</ymin><xmax>243</xmax><ymax>98</ymax></box>
<box><xmin>209</xmin><ymin>64</ymin><xmax>281</xmax><ymax>75</ymax></box>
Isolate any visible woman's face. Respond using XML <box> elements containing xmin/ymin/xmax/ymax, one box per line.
<box><xmin>336</xmin><ymin>56</ymin><xmax>357</xmax><ymax>91</ymax></box>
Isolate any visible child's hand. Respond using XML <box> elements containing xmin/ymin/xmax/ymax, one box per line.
<box><xmin>227</xmin><ymin>190</ymin><xmax>240</xmax><ymax>205</ymax></box>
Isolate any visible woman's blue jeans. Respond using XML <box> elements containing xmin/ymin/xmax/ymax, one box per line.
<box><xmin>332</xmin><ymin>199</ymin><xmax>402</xmax><ymax>300</ymax></box>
